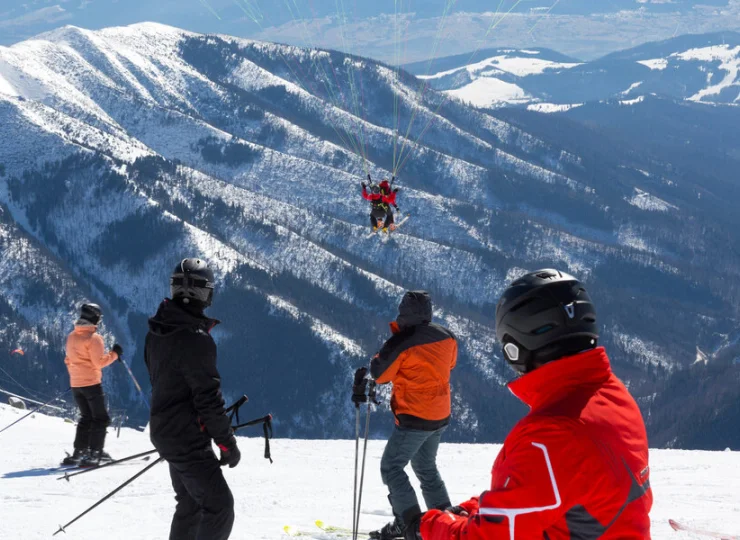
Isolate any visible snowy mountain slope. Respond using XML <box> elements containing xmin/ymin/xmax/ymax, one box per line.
<box><xmin>0</xmin><ymin>23</ymin><xmax>739</xmax><ymax>446</ymax></box>
<box><xmin>416</xmin><ymin>32</ymin><xmax>740</xmax><ymax>109</ymax></box>
<box><xmin>2</xmin><ymin>404</ymin><xmax>740</xmax><ymax>539</ymax></box>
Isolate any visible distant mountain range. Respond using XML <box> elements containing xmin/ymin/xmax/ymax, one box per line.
<box><xmin>408</xmin><ymin>32</ymin><xmax>740</xmax><ymax>109</ymax></box>
<box><xmin>1</xmin><ymin>23</ymin><xmax>739</xmax><ymax>449</ymax></box>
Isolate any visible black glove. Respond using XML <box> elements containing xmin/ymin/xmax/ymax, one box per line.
<box><xmin>361</xmin><ymin>182</ymin><xmax>367</xmax><ymax>188</ymax></box>
<box><xmin>218</xmin><ymin>437</ymin><xmax>241</xmax><ymax>468</ymax></box>
<box><xmin>445</xmin><ymin>505</ymin><xmax>469</xmax><ymax>517</ymax></box>
<box><xmin>393</xmin><ymin>188</ymin><xmax>399</xmax><ymax>193</ymax></box>
<box><xmin>112</xmin><ymin>343</ymin><xmax>123</xmax><ymax>360</ymax></box>
<box><xmin>394</xmin><ymin>205</ymin><xmax>400</xmax><ymax>211</ymax></box>
<box><xmin>404</xmin><ymin>514</ymin><xmax>423</xmax><ymax>540</ymax></box>
<box><xmin>352</xmin><ymin>367</ymin><xmax>369</xmax><ymax>405</ymax></box>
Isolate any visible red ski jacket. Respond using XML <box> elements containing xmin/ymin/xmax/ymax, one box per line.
<box><xmin>363</xmin><ymin>184</ymin><xmax>398</xmax><ymax>207</ymax></box>
<box><xmin>362</xmin><ymin>186</ymin><xmax>382</xmax><ymax>202</ymax></box>
<box><xmin>421</xmin><ymin>347</ymin><xmax>652</xmax><ymax>540</ymax></box>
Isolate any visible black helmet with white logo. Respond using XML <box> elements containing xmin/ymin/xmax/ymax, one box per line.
<box><xmin>170</xmin><ymin>258</ymin><xmax>215</xmax><ymax>308</ymax></box>
<box><xmin>495</xmin><ymin>269</ymin><xmax>598</xmax><ymax>374</ymax></box>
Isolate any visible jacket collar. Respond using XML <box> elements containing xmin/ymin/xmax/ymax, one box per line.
<box><xmin>74</xmin><ymin>325</ymin><xmax>97</xmax><ymax>334</ymax></box>
<box><xmin>507</xmin><ymin>347</ymin><xmax>611</xmax><ymax>411</ymax></box>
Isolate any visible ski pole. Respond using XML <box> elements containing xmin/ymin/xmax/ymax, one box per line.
<box><xmin>0</xmin><ymin>388</ymin><xmax>69</xmax><ymax>435</ymax></box>
<box><xmin>57</xmin><ymin>448</ymin><xmax>159</xmax><ymax>481</ymax></box>
<box><xmin>53</xmin><ymin>456</ymin><xmax>165</xmax><ymax>536</ymax></box>
<box><xmin>352</xmin><ymin>404</ymin><xmax>361</xmax><ymax>540</ymax></box>
<box><xmin>354</xmin><ymin>381</ymin><xmax>379</xmax><ymax>540</ymax></box>
<box><xmin>118</xmin><ymin>357</ymin><xmax>149</xmax><ymax>409</ymax></box>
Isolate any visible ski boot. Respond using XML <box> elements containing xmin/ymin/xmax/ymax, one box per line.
<box><xmin>369</xmin><ymin>517</ymin><xmax>404</xmax><ymax>540</ymax></box>
<box><xmin>99</xmin><ymin>450</ymin><xmax>114</xmax><ymax>463</ymax></box>
<box><xmin>61</xmin><ymin>448</ymin><xmax>88</xmax><ymax>466</ymax></box>
<box><xmin>79</xmin><ymin>449</ymin><xmax>103</xmax><ymax>468</ymax></box>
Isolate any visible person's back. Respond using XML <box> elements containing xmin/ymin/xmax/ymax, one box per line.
<box><xmin>481</xmin><ymin>347</ymin><xmax>651</xmax><ymax>539</ymax></box>
<box><xmin>145</xmin><ymin>298</ymin><xmax>224</xmax><ymax>458</ymax></box>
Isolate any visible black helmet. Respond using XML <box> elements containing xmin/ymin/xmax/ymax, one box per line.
<box><xmin>495</xmin><ymin>269</ymin><xmax>598</xmax><ymax>374</ymax></box>
<box><xmin>79</xmin><ymin>303</ymin><xmax>103</xmax><ymax>325</ymax></box>
<box><xmin>170</xmin><ymin>258</ymin><xmax>215</xmax><ymax>308</ymax></box>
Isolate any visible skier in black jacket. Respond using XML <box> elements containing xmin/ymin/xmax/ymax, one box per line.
<box><xmin>145</xmin><ymin>258</ymin><xmax>241</xmax><ymax>540</ymax></box>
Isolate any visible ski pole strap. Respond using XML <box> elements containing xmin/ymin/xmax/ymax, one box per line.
<box><xmin>233</xmin><ymin>414</ymin><xmax>273</xmax><ymax>464</ymax></box>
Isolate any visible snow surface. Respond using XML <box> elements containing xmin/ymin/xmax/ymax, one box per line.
<box><xmin>422</xmin><ymin>55</ymin><xmax>580</xmax><ymax>80</ymax></box>
<box><xmin>2</xmin><ymin>404</ymin><xmax>740</xmax><ymax>539</ymax></box>
<box><xmin>445</xmin><ymin>77</ymin><xmax>530</xmax><ymax>108</ymax></box>
<box><xmin>626</xmin><ymin>188</ymin><xmax>679</xmax><ymax>212</ymax></box>
<box><xmin>674</xmin><ymin>45</ymin><xmax>740</xmax><ymax>102</ymax></box>
<box><xmin>526</xmin><ymin>102</ymin><xmax>583</xmax><ymax>113</ymax></box>
<box><xmin>638</xmin><ymin>58</ymin><xmax>669</xmax><ymax>71</ymax></box>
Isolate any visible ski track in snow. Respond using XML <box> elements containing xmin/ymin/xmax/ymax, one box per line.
<box><xmin>1</xmin><ymin>404</ymin><xmax>740</xmax><ymax>539</ymax></box>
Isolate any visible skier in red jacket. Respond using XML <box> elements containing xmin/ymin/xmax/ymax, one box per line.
<box><xmin>414</xmin><ymin>269</ymin><xmax>652</xmax><ymax>540</ymax></box>
<box><xmin>362</xmin><ymin>175</ymin><xmax>400</xmax><ymax>233</ymax></box>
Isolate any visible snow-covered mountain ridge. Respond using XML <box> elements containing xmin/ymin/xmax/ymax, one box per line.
<box><xmin>411</xmin><ymin>32</ymin><xmax>740</xmax><ymax>109</ymax></box>
<box><xmin>0</xmin><ymin>23</ymin><xmax>738</xmax><ymax>448</ymax></box>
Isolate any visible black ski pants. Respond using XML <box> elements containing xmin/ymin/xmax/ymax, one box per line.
<box><xmin>370</xmin><ymin>206</ymin><xmax>394</xmax><ymax>228</ymax></box>
<box><xmin>72</xmin><ymin>384</ymin><xmax>110</xmax><ymax>452</ymax></box>
<box><xmin>168</xmin><ymin>448</ymin><xmax>235</xmax><ymax>540</ymax></box>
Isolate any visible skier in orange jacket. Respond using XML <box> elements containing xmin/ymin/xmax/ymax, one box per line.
<box><xmin>62</xmin><ymin>303</ymin><xmax>123</xmax><ymax>467</ymax></box>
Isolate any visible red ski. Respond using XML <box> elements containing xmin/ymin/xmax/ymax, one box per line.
<box><xmin>669</xmin><ymin>519</ymin><xmax>740</xmax><ymax>540</ymax></box>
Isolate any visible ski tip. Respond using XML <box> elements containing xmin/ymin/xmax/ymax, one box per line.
<box><xmin>315</xmin><ymin>520</ymin><xmax>325</xmax><ymax>529</ymax></box>
<box><xmin>283</xmin><ymin>525</ymin><xmax>299</xmax><ymax>537</ymax></box>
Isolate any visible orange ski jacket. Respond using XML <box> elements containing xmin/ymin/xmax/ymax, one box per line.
<box><xmin>421</xmin><ymin>347</ymin><xmax>652</xmax><ymax>539</ymax></box>
<box><xmin>64</xmin><ymin>325</ymin><xmax>118</xmax><ymax>388</ymax></box>
<box><xmin>370</xmin><ymin>292</ymin><xmax>457</xmax><ymax>430</ymax></box>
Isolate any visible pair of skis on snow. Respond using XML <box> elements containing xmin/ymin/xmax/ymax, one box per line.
<box><xmin>283</xmin><ymin>519</ymin><xmax>737</xmax><ymax>539</ymax></box>
<box><xmin>284</xmin><ymin>520</ymin><xmax>369</xmax><ymax>538</ymax></box>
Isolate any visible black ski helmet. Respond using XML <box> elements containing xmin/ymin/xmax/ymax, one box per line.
<box><xmin>495</xmin><ymin>269</ymin><xmax>598</xmax><ymax>374</ymax></box>
<box><xmin>79</xmin><ymin>303</ymin><xmax>103</xmax><ymax>325</ymax></box>
<box><xmin>170</xmin><ymin>258</ymin><xmax>215</xmax><ymax>307</ymax></box>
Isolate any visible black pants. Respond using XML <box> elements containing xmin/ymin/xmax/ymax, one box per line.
<box><xmin>72</xmin><ymin>384</ymin><xmax>110</xmax><ymax>451</ymax></box>
<box><xmin>168</xmin><ymin>449</ymin><xmax>235</xmax><ymax>540</ymax></box>
<box><xmin>370</xmin><ymin>206</ymin><xmax>394</xmax><ymax>228</ymax></box>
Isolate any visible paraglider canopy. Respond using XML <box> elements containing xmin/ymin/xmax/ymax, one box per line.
<box><xmin>10</xmin><ymin>349</ymin><xmax>24</xmax><ymax>356</ymax></box>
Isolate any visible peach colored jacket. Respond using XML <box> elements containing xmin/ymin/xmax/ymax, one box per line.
<box><xmin>64</xmin><ymin>325</ymin><xmax>118</xmax><ymax>388</ymax></box>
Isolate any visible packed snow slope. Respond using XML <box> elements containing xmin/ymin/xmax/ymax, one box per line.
<box><xmin>0</xmin><ymin>23</ymin><xmax>739</xmax><ymax>448</ymax></box>
<box><xmin>2</xmin><ymin>404</ymin><xmax>740</xmax><ymax>539</ymax></box>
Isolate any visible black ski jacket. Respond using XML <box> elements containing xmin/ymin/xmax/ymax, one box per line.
<box><xmin>144</xmin><ymin>299</ymin><xmax>233</xmax><ymax>459</ymax></box>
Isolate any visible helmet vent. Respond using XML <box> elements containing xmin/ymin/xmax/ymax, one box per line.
<box><xmin>510</xmin><ymin>297</ymin><xmax>536</xmax><ymax>313</ymax></box>
<box><xmin>533</xmin><ymin>324</ymin><xmax>554</xmax><ymax>335</ymax></box>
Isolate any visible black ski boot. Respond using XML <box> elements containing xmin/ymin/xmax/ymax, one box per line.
<box><xmin>369</xmin><ymin>517</ymin><xmax>404</xmax><ymax>540</ymax></box>
<box><xmin>79</xmin><ymin>449</ymin><xmax>102</xmax><ymax>468</ymax></box>
<box><xmin>61</xmin><ymin>448</ymin><xmax>88</xmax><ymax>466</ymax></box>
<box><xmin>99</xmin><ymin>450</ymin><xmax>114</xmax><ymax>463</ymax></box>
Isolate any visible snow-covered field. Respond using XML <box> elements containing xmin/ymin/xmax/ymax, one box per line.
<box><xmin>1</xmin><ymin>404</ymin><xmax>740</xmax><ymax>539</ymax></box>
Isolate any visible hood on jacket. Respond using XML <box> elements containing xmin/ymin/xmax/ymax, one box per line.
<box><xmin>148</xmin><ymin>298</ymin><xmax>219</xmax><ymax>337</ymax></box>
<box><xmin>396</xmin><ymin>291</ymin><xmax>433</xmax><ymax>329</ymax></box>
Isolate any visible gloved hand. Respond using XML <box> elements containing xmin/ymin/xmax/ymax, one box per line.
<box><xmin>394</xmin><ymin>205</ymin><xmax>400</xmax><ymax>211</ymax></box>
<box><xmin>404</xmin><ymin>514</ymin><xmax>423</xmax><ymax>540</ymax></box>
<box><xmin>112</xmin><ymin>343</ymin><xmax>123</xmax><ymax>360</ymax></box>
<box><xmin>393</xmin><ymin>188</ymin><xmax>399</xmax><ymax>193</ymax></box>
<box><xmin>352</xmin><ymin>367</ymin><xmax>369</xmax><ymax>405</ymax></box>
<box><xmin>218</xmin><ymin>437</ymin><xmax>241</xmax><ymax>468</ymax></box>
<box><xmin>361</xmin><ymin>182</ymin><xmax>367</xmax><ymax>188</ymax></box>
<box><xmin>445</xmin><ymin>505</ymin><xmax>469</xmax><ymax>517</ymax></box>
